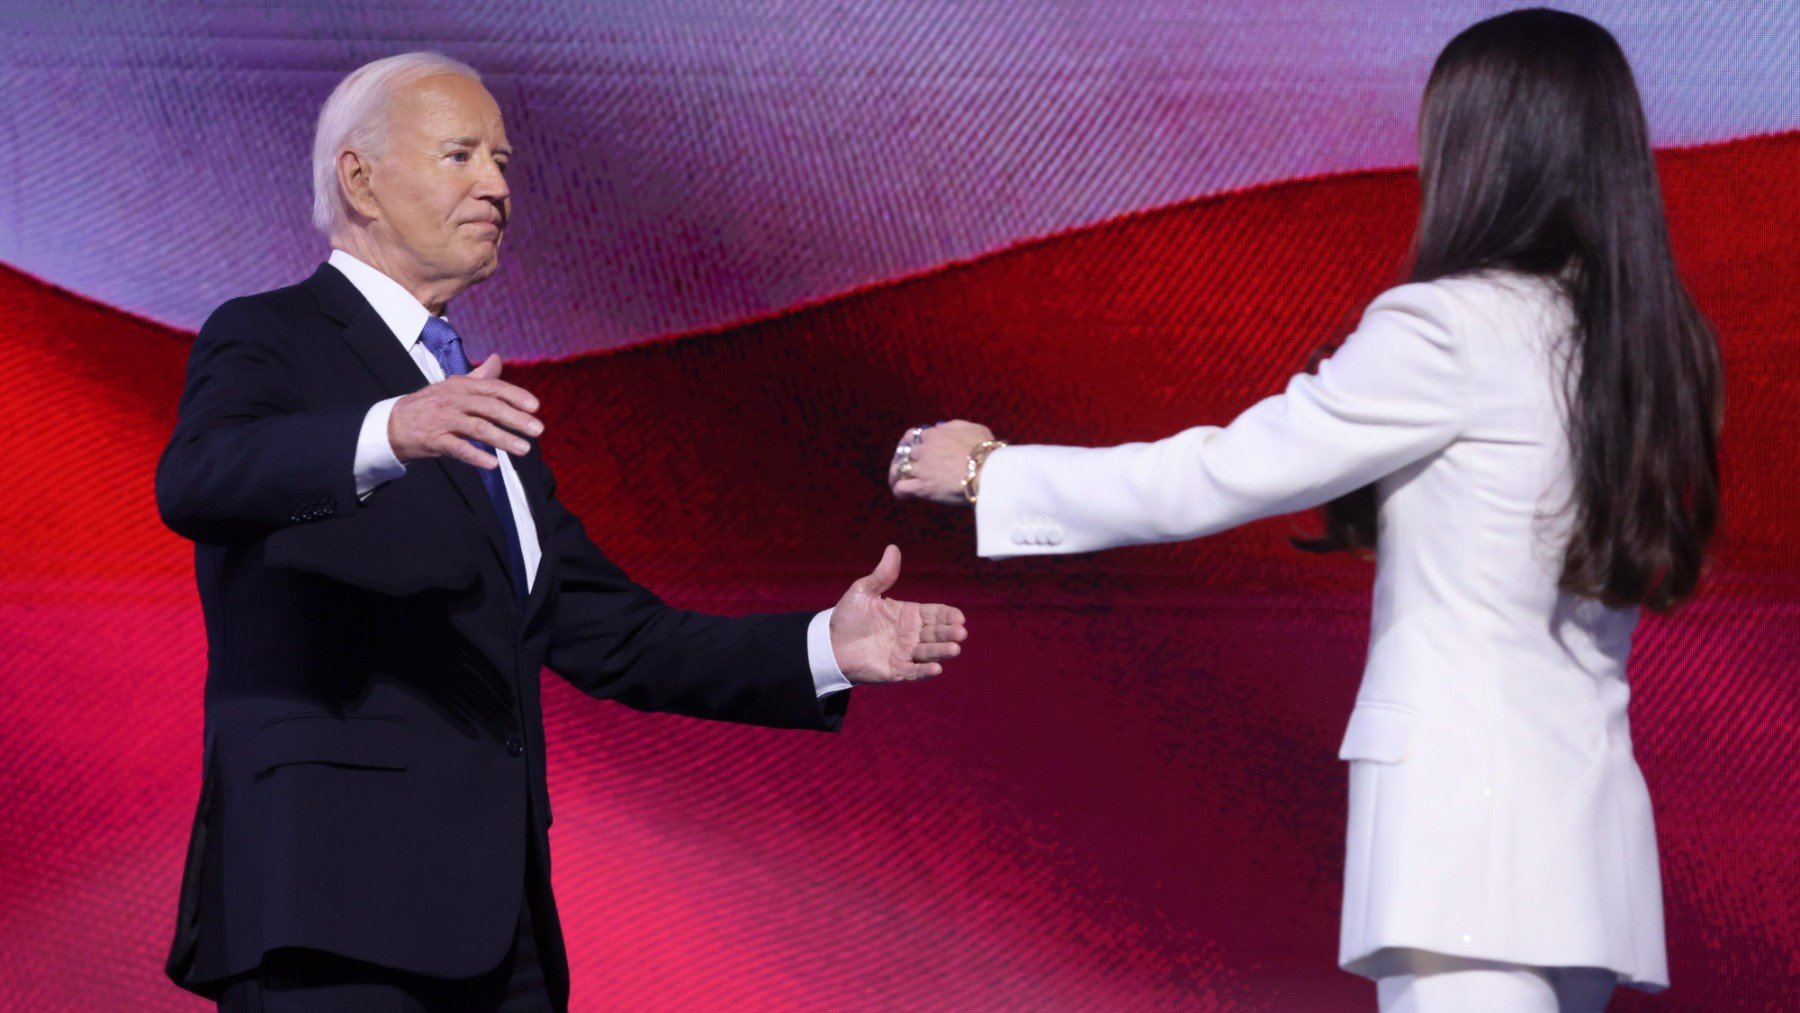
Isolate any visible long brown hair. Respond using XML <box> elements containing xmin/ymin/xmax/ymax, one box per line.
<box><xmin>1298</xmin><ymin>8</ymin><xmax>1723</xmax><ymax>613</ymax></box>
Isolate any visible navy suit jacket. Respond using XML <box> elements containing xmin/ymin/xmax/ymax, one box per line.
<box><xmin>156</xmin><ymin>264</ymin><xmax>845</xmax><ymax>1001</ymax></box>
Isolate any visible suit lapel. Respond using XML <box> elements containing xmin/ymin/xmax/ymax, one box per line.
<box><xmin>302</xmin><ymin>264</ymin><xmax>515</xmax><ymax>583</ymax></box>
<box><xmin>305</xmin><ymin>264</ymin><xmax>431</xmax><ymax>401</ymax></box>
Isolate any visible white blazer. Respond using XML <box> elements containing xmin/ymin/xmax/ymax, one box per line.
<box><xmin>974</xmin><ymin>273</ymin><xmax>1666</xmax><ymax>990</ymax></box>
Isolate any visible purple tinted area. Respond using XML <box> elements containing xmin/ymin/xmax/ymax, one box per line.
<box><xmin>1</xmin><ymin>1</ymin><xmax>1796</xmax><ymax>356</ymax></box>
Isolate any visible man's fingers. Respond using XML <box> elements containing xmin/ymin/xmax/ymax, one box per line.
<box><xmin>458</xmin><ymin>416</ymin><xmax>533</xmax><ymax>457</ymax></box>
<box><xmin>446</xmin><ymin>392</ymin><xmax>543</xmax><ymax>440</ymax></box>
<box><xmin>459</xmin><ymin>403</ymin><xmax>541</xmax><ymax>448</ymax></box>
<box><xmin>461</xmin><ymin>377</ymin><xmax>541</xmax><ymax>415</ymax></box>
<box><xmin>436</xmin><ymin>435</ymin><xmax>499</xmax><ymax>470</ymax></box>
<box><xmin>918</xmin><ymin>623</ymin><xmax>967</xmax><ymax>644</ymax></box>
<box><xmin>469</xmin><ymin>353</ymin><xmax>503</xmax><ymax>379</ymax></box>
<box><xmin>922</xmin><ymin>603</ymin><xmax>967</xmax><ymax>629</ymax></box>
<box><xmin>856</xmin><ymin>544</ymin><xmax>902</xmax><ymax>596</ymax></box>
<box><xmin>853</xmin><ymin>659</ymin><xmax>943</xmax><ymax>684</ymax></box>
<box><xmin>473</xmin><ymin>402</ymin><xmax>543</xmax><ymax>441</ymax></box>
<box><xmin>911</xmin><ymin>642</ymin><xmax>961</xmax><ymax>663</ymax></box>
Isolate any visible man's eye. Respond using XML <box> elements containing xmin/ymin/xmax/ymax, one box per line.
<box><xmin>449</xmin><ymin>151</ymin><xmax>470</xmax><ymax>163</ymax></box>
<box><xmin>496</xmin><ymin>160</ymin><xmax>509</xmax><ymax>174</ymax></box>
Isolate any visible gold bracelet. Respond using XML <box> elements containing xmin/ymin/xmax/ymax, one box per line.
<box><xmin>961</xmin><ymin>440</ymin><xmax>1009</xmax><ymax>505</ymax></box>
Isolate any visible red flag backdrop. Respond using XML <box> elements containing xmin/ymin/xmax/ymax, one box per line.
<box><xmin>1</xmin><ymin>133</ymin><xmax>1795</xmax><ymax>1010</ymax></box>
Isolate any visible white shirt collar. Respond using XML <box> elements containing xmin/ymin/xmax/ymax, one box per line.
<box><xmin>326</xmin><ymin>249</ymin><xmax>438</xmax><ymax>351</ymax></box>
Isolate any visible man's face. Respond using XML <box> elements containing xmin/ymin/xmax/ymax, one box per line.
<box><xmin>365</xmin><ymin>74</ymin><xmax>511</xmax><ymax>291</ymax></box>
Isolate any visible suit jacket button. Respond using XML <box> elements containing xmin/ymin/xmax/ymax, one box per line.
<box><xmin>506</xmin><ymin>737</ymin><xmax>524</xmax><ymax>757</ymax></box>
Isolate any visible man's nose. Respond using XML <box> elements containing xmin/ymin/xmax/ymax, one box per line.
<box><xmin>475</xmin><ymin>157</ymin><xmax>510</xmax><ymax>204</ymax></box>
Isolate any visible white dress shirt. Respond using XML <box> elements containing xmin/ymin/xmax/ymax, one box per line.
<box><xmin>330</xmin><ymin>250</ymin><xmax>849</xmax><ymax>697</ymax></box>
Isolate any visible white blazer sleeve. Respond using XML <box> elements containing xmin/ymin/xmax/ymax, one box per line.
<box><xmin>974</xmin><ymin>282</ymin><xmax>1470</xmax><ymax>558</ymax></box>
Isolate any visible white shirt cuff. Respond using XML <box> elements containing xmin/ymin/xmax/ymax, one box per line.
<box><xmin>806</xmin><ymin>608</ymin><xmax>853</xmax><ymax>698</ymax></box>
<box><xmin>354</xmin><ymin>396</ymin><xmax>409</xmax><ymax>499</ymax></box>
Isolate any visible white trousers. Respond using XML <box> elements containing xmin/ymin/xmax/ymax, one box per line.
<box><xmin>1373</xmin><ymin>948</ymin><xmax>1616</xmax><ymax>1012</ymax></box>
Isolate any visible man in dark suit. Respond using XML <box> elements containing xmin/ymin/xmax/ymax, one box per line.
<box><xmin>156</xmin><ymin>52</ymin><xmax>967</xmax><ymax>1011</ymax></box>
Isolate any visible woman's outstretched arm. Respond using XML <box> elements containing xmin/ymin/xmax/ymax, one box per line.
<box><xmin>892</xmin><ymin>281</ymin><xmax>1472</xmax><ymax>558</ymax></box>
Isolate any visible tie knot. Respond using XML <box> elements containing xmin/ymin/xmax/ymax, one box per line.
<box><xmin>420</xmin><ymin>317</ymin><xmax>473</xmax><ymax>377</ymax></box>
<box><xmin>420</xmin><ymin>316</ymin><xmax>462</xmax><ymax>354</ymax></box>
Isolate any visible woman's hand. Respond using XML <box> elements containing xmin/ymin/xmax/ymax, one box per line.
<box><xmin>888</xmin><ymin>420</ymin><xmax>996</xmax><ymax>506</ymax></box>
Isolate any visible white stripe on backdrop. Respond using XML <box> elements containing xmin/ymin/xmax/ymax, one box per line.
<box><xmin>0</xmin><ymin>0</ymin><xmax>1795</xmax><ymax>355</ymax></box>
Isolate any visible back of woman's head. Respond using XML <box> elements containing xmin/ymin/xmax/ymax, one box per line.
<box><xmin>1306</xmin><ymin>8</ymin><xmax>1723</xmax><ymax>612</ymax></box>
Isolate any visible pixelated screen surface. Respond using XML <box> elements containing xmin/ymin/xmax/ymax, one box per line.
<box><xmin>1</xmin><ymin>3</ymin><xmax>1795</xmax><ymax>1009</ymax></box>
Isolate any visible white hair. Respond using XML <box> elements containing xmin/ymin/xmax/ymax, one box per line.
<box><xmin>311</xmin><ymin>52</ymin><xmax>481</xmax><ymax>234</ymax></box>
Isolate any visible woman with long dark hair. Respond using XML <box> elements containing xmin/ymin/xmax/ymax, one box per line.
<box><xmin>891</xmin><ymin>9</ymin><xmax>1721</xmax><ymax>1010</ymax></box>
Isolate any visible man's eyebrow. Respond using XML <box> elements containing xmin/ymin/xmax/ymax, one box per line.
<box><xmin>442</xmin><ymin>136</ymin><xmax>512</xmax><ymax>154</ymax></box>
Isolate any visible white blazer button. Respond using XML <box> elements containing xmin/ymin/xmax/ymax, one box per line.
<box><xmin>1012</xmin><ymin>530</ymin><xmax>1026</xmax><ymax>545</ymax></box>
<box><xmin>1046</xmin><ymin>530</ymin><xmax>1063</xmax><ymax>545</ymax></box>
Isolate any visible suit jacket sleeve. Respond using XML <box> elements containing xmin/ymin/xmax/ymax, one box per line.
<box><xmin>974</xmin><ymin>281</ymin><xmax>1471</xmax><ymax>557</ymax></box>
<box><xmin>155</xmin><ymin>297</ymin><xmax>367</xmax><ymax>545</ymax></box>
<box><xmin>538</xmin><ymin>464</ymin><xmax>845</xmax><ymax>732</ymax></box>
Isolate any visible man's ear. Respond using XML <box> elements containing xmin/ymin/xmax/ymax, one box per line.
<box><xmin>337</xmin><ymin>149</ymin><xmax>380</xmax><ymax>223</ymax></box>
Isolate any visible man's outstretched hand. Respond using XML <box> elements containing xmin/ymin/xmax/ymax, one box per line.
<box><xmin>829</xmin><ymin>545</ymin><xmax>967</xmax><ymax>683</ymax></box>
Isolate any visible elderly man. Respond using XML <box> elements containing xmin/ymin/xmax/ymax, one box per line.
<box><xmin>156</xmin><ymin>52</ymin><xmax>966</xmax><ymax>1011</ymax></box>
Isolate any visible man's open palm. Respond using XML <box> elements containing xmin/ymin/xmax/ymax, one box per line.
<box><xmin>829</xmin><ymin>545</ymin><xmax>967</xmax><ymax>683</ymax></box>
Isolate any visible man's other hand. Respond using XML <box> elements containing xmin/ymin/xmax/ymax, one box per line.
<box><xmin>829</xmin><ymin>545</ymin><xmax>968</xmax><ymax>683</ymax></box>
<box><xmin>389</xmin><ymin>354</ymin><xmax>543</xmax><ymax>469</ymax></box>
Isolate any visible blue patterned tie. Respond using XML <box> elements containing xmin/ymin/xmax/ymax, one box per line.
<box><xmin>419</xmin><ymin>317</ymin><xmax>530</xmax><ymax>600</ymax></box>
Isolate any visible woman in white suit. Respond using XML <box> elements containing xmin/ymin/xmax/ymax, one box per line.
<box><xmin>891</xmin><ymin>10</ymin><xmax>1722</xmax><ymax>1012</ymax></box>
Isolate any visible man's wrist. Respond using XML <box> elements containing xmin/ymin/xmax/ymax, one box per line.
<box><xmin>807</xmin><ymin>609</ymin><xmax>853</xmax><ymax>696</ymax></box>
<box><xmin>353</xmin><ymin>397</ymin><xmax>408</xmax><ymax>499</ymax></box>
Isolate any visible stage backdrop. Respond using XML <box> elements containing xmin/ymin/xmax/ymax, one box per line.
<box><xmin>2</xmin><ymin>3</ymin><xmax>1796</xmax><ymax>1009</ymax></box>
